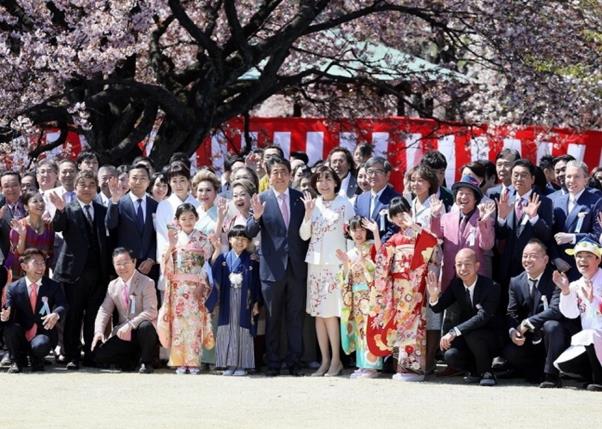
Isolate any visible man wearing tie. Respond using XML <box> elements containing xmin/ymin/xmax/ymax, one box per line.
<box><xmin>1</xmin><ymin>248</ymin><xmax>67</xmax><ymax>373</ymax></box>
<box><xmin>353</xmin><ymin>156</ymin><xmax>400</xmax><ymax>242</ymax></box>
<box><xmin>49</xmin><ymin>170</ymin><xmax>111</xmax><ymax>370</ymax></box>
<box><xmin>247</xmin><ymin>156</ymin><xmax>308</xmax><ymax>376</ymax></box>
<box><xmin>91</xmin><ymin>248</ymin><xmax>158</xmax><ymax>373</ymax></box>
<box><xmin>427</xmin><ymin>248</ymin><xmax>502</xmax><ymax>386</ymax></box>
<box><xmin>105</xmin><ymin>164</ymin><xmax>158</xmax><ymax>283</ymax></box>
<box><xmin>552</xmin><ymin>161</ymin><xmax>602</xmax><ymax>280</ymax></box>
<box><xmin>0</xmin><ymin>172</ymin><xmax>26</xmax><ymax>296</ymax></box>
<box><xmin>503</xmin><ymin>239</ymin><xmax>574</xmax><ymax>388</ymax></box>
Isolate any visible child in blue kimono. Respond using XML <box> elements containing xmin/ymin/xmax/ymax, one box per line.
<box><xmin>210</xmin><ymin>225</ymin><xmax>261</xmax><ymax>376</ymax></box>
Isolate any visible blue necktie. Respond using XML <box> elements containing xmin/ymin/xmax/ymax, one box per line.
<box><xmin>136</xmin><ymin>199</ymin><xmax>144</xmax><ymax>232</ymax></box>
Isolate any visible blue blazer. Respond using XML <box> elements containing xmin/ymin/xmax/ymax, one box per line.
<box><xmin>105</xmin><ymin>194</ymin><xmax>158</xmax><ymax>262</ymax></box>
<box><xmin>246</xmin><ymin>188</ymin><xmax>308</xmax><ymax>283</ymax></box>
<box><xmin>353</xmin><ymin>185</ymin><xmax>400</xmax><ymax>242</ymax></box>
<box><xmin>5</xmin><ymin>277</ymin><xmax>67</xmax><ymax>339</ymax></box>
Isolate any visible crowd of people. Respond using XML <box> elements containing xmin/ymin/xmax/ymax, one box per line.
<box><xmin>0</xmin><ymin>144</ymin><xmax>601</xmax><ymax>392</ymax></box>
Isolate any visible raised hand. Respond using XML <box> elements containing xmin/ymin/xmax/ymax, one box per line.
<box><xmin>108</xmin><ymin>176</ymin><xmax>125</xmax><ymax>203</ymax></box>
<box><xmin>335</xmin><ymin>248</ymin><xmax>350</xmax><ymax>264</ymax></box>
<box><xmin>430</xmin><ymin>194</ymin><xmax>444</xmax><ymax>218</ymax></box>
<box><xmin>478</xmin><ymin>200</ymin><xmax>496</xmax><ymax>221</ymax></box>
<box><xmin>250</xmin><ymin>194</ymin><xmax>265</xmax><ymax>219</ymax></box>
<box><xmin>524</xmin><ymin>193</ymin><xmax>541</xmax><ymax>219</ymax></box>
<box><xmin>215</xmin><ymin>196</ymin><xmax>228</xmax><ymax>220</ymax></box>
<box><xmin>0</xmin><ymin>306</ymin><xmax>10</xmax><ymax>322</ymax></box>
<box><xmin>552</xmin><ymin>270</ymin><xmax>570</xmax><ymax>293</ymax></box>
<box><xmin>361</xmin><ymin>218</ymin><xmax>378</xmax><ymax>233</ymax></box>
<box><xmin>10</xmin><ymin>219</ymin><xmax>26</xmax><ymax>237</ymax></box>
<box><xmin>208</xmin><ymin>232</ymin><xmax>221</xmax><ymax>249</ymax></box>
<box><xmin>48</xmin><ymin>191</ymin><xmax>65</xmax><ymax>211</ymax></box>
<box><xmin>496</xmin><ymin>188</ymin><xmax>511</xmax><ymax>220</ymax></box>
<box><xmin>167</xmin><ymin>225</ymin><xmax>178</xmax><ymax>247</ymax></box>
<box><xmin>426</xmin><ymin>271</ymin><xmax>441</xmax><ymax>303</ymax></box>
<box><xmin>301</xmin><ymin>191</ymin><xmax>316</xmax><ymax>218</ymax></box>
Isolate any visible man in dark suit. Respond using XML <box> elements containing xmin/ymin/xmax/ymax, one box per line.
<box><xmin>552</xmin><ymin>161</ymin><xmax>602</xmax><ymax>280</ymax></box>
<box><xmin>0</xmin><ymin>172</ymin><xmax>26</xmax><ymax>283</ymax></box>
<box><xmin>353</xmin><ymin>156</ymin><xmax>400</xmax><ymax>242</ymax></box>
<box><xmin>1</xmin><ymin>248</ymin><xmax>67</xmax><ymax>373</ymax></box>
<box><xmin>49</xmin><ymin>170</ymin><xmax>111</xmax><ymax>370</ymax></box>
<box><xmin>502</xmin><ymin>239</ymin><xmax>576</xmax><ymax>387</ymax></box>
<box><xmin>427</xmin><ymin>248</ymin><xmax>502</xmax><ymax>386</ymax></box>
<box><xmin>247</xmin><ymin>156</ymin><xmax>308</xmax><ymax>376</ymax></box>
<box><xmin>486</xmin><ymin>148</ymin><xmax>520</xmax><ymax>201</ymax></box>
<box><xmin>105</xmin><ymin>164</ymin><xmax>158</xmax><ymax>283</ymax></box>
<box><xmin>496</xmin><ymin>159</ymin><xmax>553</xmax><ymax>295</ymax></box>
<box><xmin>547</xmin><ymin>154</ymin><xmax>576</xmax><ymax>202</ymax></box>
<box><xmin>328</xmin><ymin>147</ymin><xmax>358</xmax><ymax>198</ymax></box>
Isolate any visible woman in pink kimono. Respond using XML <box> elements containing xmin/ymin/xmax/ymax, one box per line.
<box><xmin>367</xmin><ymin>197</ymin><xmax>440</xmax><ymax>381</ymax></box>
<box><xmin>158</xmin><ymin>203</ymin><xmax>216</xmax><ymax>374</ymax></box>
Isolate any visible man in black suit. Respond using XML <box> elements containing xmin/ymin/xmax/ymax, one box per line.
<box><xmin>353</xmin><ymin>156</ymin><xmax>400</xmax><ymax>242</ymax></box>
<box><xmin>247</xmin><ymin>156</ymin><xmax>309</xmax><ymax>376</ymax></box>
<box><xmin>503</xmin><ymin>239</ymin><xmax>576</xmax><ymax>387</ymax></box>
<box><xmin>496</xmin><ymin>159</ymin><xmax>553</xmax><ymax>296</ymax></box>
<box><xmin>486</xmin><ymin>148</ymin><xmax>520</xmax><ymax>200</ymax></box>
<box><xmin>105</xmin><ymin>164</ymin><xmax>158</xmax><ymax>283</ymax></box>
<box><xmin>328</xmin><ymin>147</ymin><xmax>358</xmax><ymax>198</ymax></box>
<box><xmin>49</xmin><ymin>170</ymin><xmax>111</xmax><ymax>370</ymax></box>
<box><xmin>427</xmin><ymin>248</ymin><xmax>502</xmax><ymax>386</ymax></box>
<box><xmin>1</xmin><ymin>248</ymin><xmax>67</xmax><ymax>373</ymax></box>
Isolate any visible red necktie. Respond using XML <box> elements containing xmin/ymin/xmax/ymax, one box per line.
<box><xmin>26</xmin><ymin>283</ymin><xmax>38</xmax><ymax>341</ymax></box>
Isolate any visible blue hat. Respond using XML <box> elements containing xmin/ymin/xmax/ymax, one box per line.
<box><xmin>451</xmin><ymin>175</ymin><xmax>483</xmax><ymax>201</ymax></box>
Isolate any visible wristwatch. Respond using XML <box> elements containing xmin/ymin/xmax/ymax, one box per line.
<box><xmin>448</xmin><ymin>329</ymin><xmax>457</xmax><ymax>339</ymax></box>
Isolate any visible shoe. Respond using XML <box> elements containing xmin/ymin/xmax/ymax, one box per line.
<box><xmin>138</xmin><ymin>363</ymin><xmax>154</xmax><ymax>374</ymax></box>
<box><xmin>392</xmin><ymin>372</ymin><xmax>425</xmax><ymax>382</ymax></box>
<box><xmin>265</xmin><ymin>368</ymin><xmax>280</xmax><ymax>377</ymax></box>
<box><xmin>539</xmin><ymin>374</ymin><xmax>561</xmax><ymax>389</ymax></box>
<box><xmin>311</xmin><ymin>365</ymin><xmax>329</xmax><ymax>377</ymax></box>
<box><xmin>463</xmin><ymin>373</ymin><xmax>481</xmax><ymax>384</ymax></box>
<box><xmin>66</xmin><ymin>361</ymin><xmax>80</xmax><ymax>370</ymax></box>
<box><xmin>175</xmin><ymin>367</ymin><xmax>187</xmax><ymax>375</ymax></box>
<box><xmin>31</xmin><ymin>359</ymin><xmax>45</xmax><ymax>372</ymax></box>
<box><xmin>233</xmin><ymin>369</ymin><xmax>248</xmax><ymax>376</ymax></box>
<box><xmin>188</xmin><ymin>367</ymin><xmax>200</xmax><ymax>375</ymax></box>
<box><xmin>1</xmin><ymin>354</ymin><xmax>13</xmax><ymax>367</ymax></box>
<box><xmin>586</xmin><ymin>383</ymin><xmax>602</xmax><ymax>392</ymax></box>
<box><xmin>223</xmin><ymin>367</ymin><xmax>235</xmax><ymax>376</ymax></box>
<box><xmin>350</xmin><ymin>368</ymin><xmax>364</xmax><ymax>379</ymax></box>
<box><xmin>480</xmin><ymin>372</ymin><xmax>497</xmax><ymax>386</ymax></box>
<box><xmin>359</xmin><ymin>369</ymin><xmax>379</xmax><ymax>379</ymax></box>
<box><xmin>325</xmin><ymin>363</ymin><xmax>343</xmax><ymax>377</ymax></box>
<box><xmin>288</xmin><ymin>366</ymin><xmax>303</xmax><ymax>377</ymax></box>
<box><xmin>7</xmin><ymin>363</ymin><xmax>22</xmax><ymax>374</ymax></box>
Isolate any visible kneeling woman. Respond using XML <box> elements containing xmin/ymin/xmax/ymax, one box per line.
<box><xmin>367</xmin><ymin>197</ymin><xmax>440</xmax><ymax>381</ymax></box>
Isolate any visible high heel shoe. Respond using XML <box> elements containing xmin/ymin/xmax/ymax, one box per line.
<box><xmin>311</xmin><ymin>365</ymin><xmax>329</xmax><ymax>377</ymax></box>
<box><xmin>324</xmin><ymin>362</ymin><xmax>343</xmax><ymax>377</ymax></box>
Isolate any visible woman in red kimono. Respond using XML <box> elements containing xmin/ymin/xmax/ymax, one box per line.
<box><xmin>367</xmin><ymin>196</ymin><xmax>440</xmax><ymax>381</ymax></box>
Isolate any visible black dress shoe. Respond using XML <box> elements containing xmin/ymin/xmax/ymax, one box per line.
<box><xmin>66</xmin><ymin>361</ymin><xmax>80</xmax><ymax>370</ymax></box>
<box><xmin>586</xmin><ymin>383</ymin><xmax>602</xmax><ymax>392</ymax></box>
<box><xmin>7</xmin><ymin>363</ymin><xmax>22</xmax><ymax>374</ymax></box>
<box><xmin>0</xmin><ymin>354</ymin><xmax>13</xmax><ymax>367</ymax></box>
<box><xmin>138</xmin><ymin>363</ymin><xmax>154</xmax><ymax>374</ymax></box>
<box><xmin>288</xmin><ymin>366</ymin><xmax>304</xmax><ymax>377</ymax></box>
<box><xmin>539</xmin><ymin>374</ymin><xmax>561</xmax><ymax>388</ymax></box>
<box><xmin>265</xmin><ymin>368</ymin><xmax>280</xmax><ymax>377</ymax></box>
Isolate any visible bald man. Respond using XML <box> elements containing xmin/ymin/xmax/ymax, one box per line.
<box><xmin>427</xmin><ymin>248</ymin><xmax>503</xmax><ymax>386</ymax></box>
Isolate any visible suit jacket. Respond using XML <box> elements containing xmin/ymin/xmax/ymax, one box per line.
<box><xmin>496</xmin><ymin>190</ymin><xmax>553</xmax><ymax>285</ymax></box>
<box><xmin>431</xmin><ymin>209</ymin><xmax>495</xmax><ymax>291</ymax></box>
<box><xmin>353</xmin><ymin>185</ymin><xmax>400</xmax><ymax>242</ymax></box>
<box><xmin>486</xmin><ymin>184</ymin><xmax>515</xmax><ymax>201</ymax></box>
<box><xmin>5</xmin><ymin>276</ymin><xmax>67</xmax><ymax>339</ymax></box>
<box><xmin>0</xmin><ymin>198</ymin><xmax>26</xmax><ymax>266</ymax></box>
<box><xmin>106</xmin><ymin>194</ymin><xmax>158</xmax><ymax>262</ymax></box>
<box><xmin>506</xmin><ymin>267</ymin><xmax>561</xmax><ymax>331</ymax></box>
<box><xmin>94</xmin><ymin>270</ymin><xmax>158</xmax><ymax>336</ymax></box>
<box><xmin>430</xmin><ymin>275</ymin><xmax>501</xmax><ymax>334</ymax></box>
<box><xmin>52</xmin><ymin>200</ymin><xmax>111</xmax><ymax>284</ymax></box>
<box><xmin>344</xmin><ymin>174</ymin><xmax>359</xmax><ymax>198</ymax></box>
<box><xmin>438</xmin><ymin>186</ymin><xmax>454</xmax><ymax>211</ymax></box>
<box><xmin>246</xmin><ymin>188</ymin><xmax>308</xmax><ymax>283</ymax></box>
<box><xmin>552</xmin><ymin>187</ymin><xmax>602</xmax><ymax>277</ymax></box>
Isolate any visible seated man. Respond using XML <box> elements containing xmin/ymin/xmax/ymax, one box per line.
<box><xmin>427</xmin><ymin>248</ymin><xmax>502</xmax><ymax>386</ymax></box>
<box><xmin>553</xmin><ymin>238</ymin><xmax>602</xmax><ymax>392</ymax></box>
<box><xmin>503</xmin><ymin>239</ymin><xmax>575</xmax><ymax>388</ymax></box>
<box><xmin>91</xmin><ymin>247</ymin><xmax>158</xmax><ymax>373</ymax></box>
<box><xmin>1</xmin><ymin>248</ymin><xmax>67</xmax><ymax>373</ymax></box>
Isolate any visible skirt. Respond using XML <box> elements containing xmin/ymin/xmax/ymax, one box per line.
<box><xmin>306</xmin><ymin>263</ymin><xmax>341</xmax><ymax>318</ymax></box>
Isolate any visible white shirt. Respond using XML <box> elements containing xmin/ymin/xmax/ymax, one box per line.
<box><xmin>453</xmin><ymin>278</ymin><xmax>478</xmax><ymax>337</ymax></box>
<box><xmin>25</xmin><ymin>276</ymin><xmax>41</xmax><ymax>296</ymax></box>
<box><xmin>78</xmin><ymin>199</ymin><xmax>94</xmax><ymax>221</ymax></box>
<box><xmin>568</xmin><ymin>188</ymin><xmax>585</xmax><ymax>214</ymax></box>
<box><xmin>338</xmin><ymin>173</ymin><xmax>351</xmax><ymax>197</ymax></box>
<box><xmin>369</xmin><ymin>187</ymin><xmax>385</xmax><ymax>217</ymax></box>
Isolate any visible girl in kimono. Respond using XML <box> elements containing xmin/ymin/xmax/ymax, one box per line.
<box><xmin>209</xmin><ymin>225</ymin><xmax>261</xmax><ymax>376</ymax></box>
<box><xmin>157</xmin><ymin>203</ymin><xmax>215</xmax><ymax>374</ymax></box>
<box><xmin>336</xmin><ymin>216</ymin><xmax>382</xmax><ymax>378</ymax></box>
<box><xmin>367</xmin><ymin>197</ymin><xmax>440</xmax><ymax>381</ymax></box>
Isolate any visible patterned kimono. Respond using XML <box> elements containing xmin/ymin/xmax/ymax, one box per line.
<box><xmin>366</xmin><ymin>225</ymin><xmax>439</xmax><ymax>374</ymax></box>
<box><xmin>339</xmin><ymin>242</ymin><xmax>382</xmax><ymax>370</ymax></box>
<box><xmin>158</xmin><ymin>229</ymin><xmax>215</xmax><ymax>367</ymax></box>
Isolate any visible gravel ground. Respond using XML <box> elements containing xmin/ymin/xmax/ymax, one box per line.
<box><xmin>0</xmin><ymin>368</ymin><xmax>600</xmax><ymax>429</ymax></box>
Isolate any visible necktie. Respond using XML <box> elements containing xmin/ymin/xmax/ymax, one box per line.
<box><xmin>83</xmin><ymin>204</ymin><xmax>93</xmax><ymax>225</ymax></box>
<box><xmin>529</xmin><ymin>279</ymin><xmax>538</xmax><ymax>301</ymax></box>
<box><xmin>136</xmin><ymin>199</ymin><xmax>144</xmax><ymax>232</ymax></box>
<box><xmin>515</xmin><ymin>198</ymin><xmax>525</xmax><ymax>221</ymax></box>
<box><xmin>568</xmin><ymin>197</ymin><xmax>575</xmax><ymax>214</ymax></box>
<box><xmin>26</xmin><ymin>283</ymin><xmax>38</xmax><ymax>341</ymax></box>
<box><xmin>279</xmin><ymin>193</ymin><xmax>290</xmax><ymax>228</ymax></box>
<box><xmin>370</xmin><ymin>194</ymin><xmax>378</xmax><ymax>217</ymax></box>
<box><xmin>122</xmin><ymin>282</ymin><xmax>130</xmax><ymax>312</ymax></box>
<box><xmin>459</xmin><ymin>215</ymin><xmax>468</xmax><ymax>241</ymax></box>
<box><xmin>65</xmin><ymin>191</ymin><xmax>75</xmax><ymax>204</ymax></box>
<box><xmin>465</xmin><ymin>287</ymin><xmax>472</xmax><ymax>307</ymax></box>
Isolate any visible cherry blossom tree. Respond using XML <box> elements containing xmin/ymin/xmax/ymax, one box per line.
<box><xmin>0</xmin><ymin>0</ymin><xmax>599</xmax><ymax>167</ymax></box>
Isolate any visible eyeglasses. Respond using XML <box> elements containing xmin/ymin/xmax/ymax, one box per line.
<box><xmin>366</xmin><ymin>168</ymin><xmax>385</xmax><ymax>176</ymax></box>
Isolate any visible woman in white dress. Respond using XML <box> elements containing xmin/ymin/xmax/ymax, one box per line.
<box><xmin>300</xmin><ymin>166</ymin><xmax>354</xmax><ymax>377</ymax></box>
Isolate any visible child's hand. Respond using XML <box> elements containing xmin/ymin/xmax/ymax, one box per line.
<box><xmin>335</xmin><ymin>249</ymin><xmax>349</xmax><ymax>264</ymax></box>
<box><xmin>208</xmin><ymin>233</ymin><xmax>221</xmax><ymax>249</ymax></box>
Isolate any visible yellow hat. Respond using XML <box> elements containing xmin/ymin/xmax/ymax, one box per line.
<box><xmin>565</xmin><ymin>238</ymin><xmax>602</xmax><ymax>258</ymax></box>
